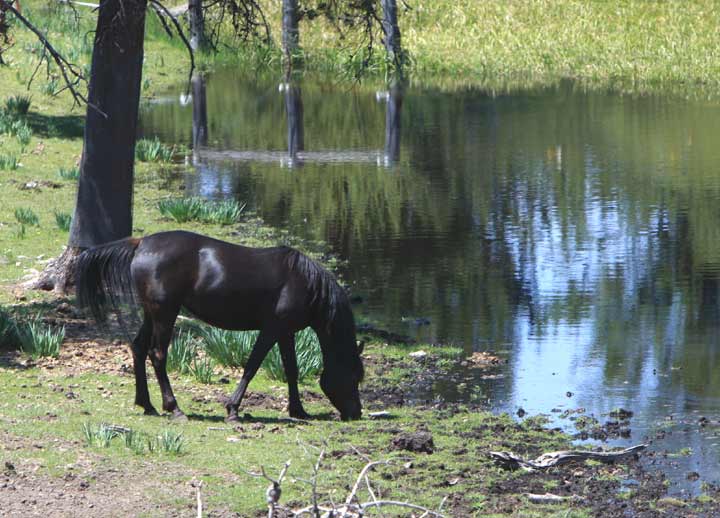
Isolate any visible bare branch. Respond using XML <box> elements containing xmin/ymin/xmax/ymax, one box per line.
<box><xmin>148</xmin><ymin>0</ymin><xmax>195</xmax><ymax>95</ymax></box>
<box><xmin>0</xmin><ymin>0</ymin><xmax>97</xmax><ymax>111</ymax></box>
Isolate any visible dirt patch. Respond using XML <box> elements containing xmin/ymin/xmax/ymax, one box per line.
<box><xmin>0</xmin><ymin>430</ymin><xmax>204</xmax><ymax>518</ymax></box>
<box><xmin>391</xmin><ymin>431</ymin><xmax>435</xmax><ymax>454</ymax></box>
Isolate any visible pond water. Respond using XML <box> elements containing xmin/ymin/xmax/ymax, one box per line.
<box><xmin>140</xmin><ymin>70</ymin><xmax>720</xmax><ymax>494</ymax></box>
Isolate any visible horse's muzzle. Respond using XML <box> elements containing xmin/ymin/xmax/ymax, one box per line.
<box><xmin>341</xmin><ymin>402</ymin><xmax>362</xmax><ymax>421</ymax></box>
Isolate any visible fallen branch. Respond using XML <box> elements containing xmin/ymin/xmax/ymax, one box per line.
<box><xmin>490</xmin><ymin>443</ymin><xmax>647</xmax><ymax>471</ymax></box>
<box><xmin>245</xmin><ymin>453</ymin><xmax>446</xmax><ymax>518</ymax></box>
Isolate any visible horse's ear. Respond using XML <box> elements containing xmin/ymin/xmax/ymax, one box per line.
<box><xmin>357</xmin><ymin>340</ymin><xmax>365</xmax><ymax>355</ymax></box>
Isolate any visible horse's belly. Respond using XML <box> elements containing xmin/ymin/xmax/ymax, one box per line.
<box><xmin>182</xmin><ymin>295</ymin><xmax>262</xmax><ymax>331</ymax></box>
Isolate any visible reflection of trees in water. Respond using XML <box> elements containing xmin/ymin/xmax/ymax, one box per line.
<box><xmin>141</xmin><ymin>78</ymin><xmax>720</xmax><ymax>392</ymax></box>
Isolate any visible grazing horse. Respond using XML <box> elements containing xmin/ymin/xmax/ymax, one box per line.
<box><xmin>75</xmin><ymin>230</ymin><xmax>364</xmax><ymax>421</ymax></box>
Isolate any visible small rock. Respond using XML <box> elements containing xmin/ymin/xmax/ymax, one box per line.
<box><xmin>409</xmin><ymin>350</ymin><xmax>428</xmax><ymax>359</ymax></box>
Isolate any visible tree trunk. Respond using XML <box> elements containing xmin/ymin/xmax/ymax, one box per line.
<box><xmin>33</xmin><ymin>0</ymin><xmax>148</xmax><ymax>293</ymax></box>
<box><xmin>188</xmin><ymin>0</ymin><xmax>206</xmax><ymax>51</ymax></box>
<box><xmin>282</xmin><ymin>0</ymin><xmax>299</xmax><ymax>71</ymax></box>
<box><xmin>381</xmin><ymin>0</ymin><xmax>403</xmax><ymax>72</ymax></box>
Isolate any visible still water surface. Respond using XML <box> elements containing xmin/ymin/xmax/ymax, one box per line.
<box><xmin>140</xmin><ymin>71</ymin><xmax>720</xmax><ymax>492</ymax></box>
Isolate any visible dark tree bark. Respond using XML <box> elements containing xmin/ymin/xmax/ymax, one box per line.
<box><xmin>188</xmin><ymin>0</ymin><xmax>206</xmax><ymax>51</ymax></box>
<box><xmin>282</xmin><ymin>0</ymin><xmax>299</xmax><ymax>70</ymax></box>
<box><xmin>34</xmin><ymin>0</ymin><xmax>148</xmax><ymax>292</ymax></box>
<box><xmin>381</xmin><ymin>0</ymin><xmax>403</xmax><ymax>72</ymax></box>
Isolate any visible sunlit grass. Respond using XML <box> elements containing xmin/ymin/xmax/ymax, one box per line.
<box><xmin>17</xmin><ymin>315</ymin><xmax>65</xmax><ymax>359</ymax></box>
<box><xmin>135</xmin><ymin>137</ymin><xmax>175</xmax><ymax>162</ymax></box>
<box><xmin>157</xmin><ymin>197</ymin><xmax>245</xmax><ymax>225</ymax></box>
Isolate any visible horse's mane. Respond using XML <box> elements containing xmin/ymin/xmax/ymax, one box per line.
<box><xmin>285</xmin><ymin>249</ymin><xmax>364</xmax><ymax>381</ymax></box>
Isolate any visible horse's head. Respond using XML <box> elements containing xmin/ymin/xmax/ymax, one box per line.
<box><xmin>319</xmin><ymin>339</ymin><xmax>364</xmax><ymax>421</ymax></box>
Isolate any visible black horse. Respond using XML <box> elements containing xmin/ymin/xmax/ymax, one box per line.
<box><xmin>75</xmin><ymin>230</ymin><xmax>364</xmax><ymax>421</ymax></box>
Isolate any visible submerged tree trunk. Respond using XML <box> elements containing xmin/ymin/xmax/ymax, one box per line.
<box><xmin>282</xmin><ymin>0</ymin><xmax>299</xmax><ymax>71</ymax></box>
<box><xmin>381</xmin><ymin>0</ymin><xmax>403</xmax><ymax>73</ymax></box>
<box><xmin>191</xmin><ymin>72</ymin><xmax>208</xmax><ymax>150</ymax></box>
<box><xmin>188</xmin><ymin>0</ymin><xmax>206</xmax><ymax>51</ymax></box>
<box><xmin>33</xmin><ymin>0</ymin><xmax>148</xmax><ymax>293</ymax></box>
<box><xmin>284</xmin><ymin>81</ymin><xmax>304</xmax><ymax>164</ymax></box>
<box><xmin>384</xmin><ymin>83</ymin><xmax>402</xmax><ymax>165</ymax></box>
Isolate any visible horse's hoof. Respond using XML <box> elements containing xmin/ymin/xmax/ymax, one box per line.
<box><xmin>143</xmin><ymin>407</ymin><xmax>159</xmax><ymax>416</ymax></box>
<box><xmin>225</xmin><ymin>413</ymin><xmax>240</xmax><ymax>423</ymax></box>
<box><xmin>289</xmin><ymin>408</ymin><xmax>311</xmax><ymax>420</ymax></box>
<box><xmin>171</xmin><ymin>410</ymin><xmax>188</xmax><ymax>421</ymax></box>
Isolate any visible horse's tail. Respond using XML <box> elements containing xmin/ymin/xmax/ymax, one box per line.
<box><xmin>75</xmin><ymin>237</ymin><xmax>142</xmax><ymax>326</ymax></box>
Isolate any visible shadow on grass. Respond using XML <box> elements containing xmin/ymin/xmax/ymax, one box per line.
<box><xmin>26</xmin><ymin>111</ymin><xmax>84</xmax><ymax>139</ymax></box>
<box><xmin>184</xmin><ymin>411</ymin><xmax>337</xmax><ymax>424</ymax></box>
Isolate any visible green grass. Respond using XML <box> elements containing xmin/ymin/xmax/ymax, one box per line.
<box><xmin>0</xmin><ymin>352</ymin><xmax>623</xmax><ymax>517</ymax></box>
<box><xmin>199</xmin><ymin>327</ymin><xmax>255</xmax><ymax>368</ymax></box>
<box><xmin>190</xmin><ymin>356</ymin><xmax>215</xmax><ymax>384</ymax></box>
<box><xmin>57</xmin><ymin>166</ymin><xmax>80</xmax><ymax>181</ymax></box>
<box><xmin>157</xmin><ymin>197</ymin><xmax>245</xmax><ymax>225</ymax></box>
<box><xmin>167</xmin><ymin>330</ymin><xmax>198</xmax><ymax>374</ymax></box>
<box><xmin>261</xmin><ymin>328</ymin><xmax>323</xmax><ymax>382</ymax></box>
<box><xmin>4</xmin><ymin>94</ymin><xmax>32</xmax><ymax>118</ymax></box>
<box><xmin>17</xmin><ymin>315</ymin><xmax>65</xmax><ymax>358</ymax></box>
<box><xmin>135</xmin><ymin>137</ymin><xmax>175</xmax><ymax>163</ymax></box>
<box><xmin>0</xmin><ymin>153</ymin><xmax>19</xmax><ymax>171</ymax></box>
<box><xmin>54</xmin><ymin>211</ymin><xmax>72</xmax><ymax>232</ymax></box>
<box><xmin>14</xmin><ymin>207</ymin><xmax>40</xmax><ymax>226</ymax></box>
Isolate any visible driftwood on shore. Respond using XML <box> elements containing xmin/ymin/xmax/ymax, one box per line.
<box><xmin>490</xmin><ymin>444</ymin><xmax>647</xmax><ymax>471</ymax></box>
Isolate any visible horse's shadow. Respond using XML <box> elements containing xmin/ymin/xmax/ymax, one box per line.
<box><xmin>183</xmin><ymin>411</ymin><xmax>336</xmax><ymax>424</ymax></box>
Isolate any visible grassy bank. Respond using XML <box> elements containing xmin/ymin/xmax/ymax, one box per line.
<box><xmin>237</xmin><ymin>0</ymin><xmax>720</xmax><ymax>95</ymax></box>
<box><xmin>4</xmin><ymin>327</ymin><xmax>711</xmax><ymax>517</ymax></box>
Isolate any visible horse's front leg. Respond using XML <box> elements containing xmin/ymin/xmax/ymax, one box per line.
<box><xmin>279</xmin><ymin>333</ymin><xmax>310</xmax><ymax>419</ymax></box>
<box><xmin>148</xmin><ymin>315</ymin><xmax>186</xmax><ymax>420</ymax></box>
<box><xmin>226</xmin><ymin>330</ymin><xmax>276</xmax><ymax>422</ymax></box>
<box><xmin>131</xmin><ymin>316</ymin><xmax>157</xmax><ymax>416</ymax></box>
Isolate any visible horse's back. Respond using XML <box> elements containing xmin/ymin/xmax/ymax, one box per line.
<box><xmin>131</xmin><ymin>231</ymin><xmax>306</xmax><ymax>330</ymax></box>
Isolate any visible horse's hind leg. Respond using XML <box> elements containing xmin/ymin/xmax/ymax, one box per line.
<box><xmin>225</xmin><ymin>329</ymin><xmax>277</xmax><ymax>422</ymax></box>
<box><xmin>148</xmin><ymin>310</ymin><xmax>186</xmax><ymax>420</ymax></box>
<box><xmin>279</xmin><ymin>333</ymin><xmax>310</xmax><ymax>419</ymax></box>
<box><xmin>131</xmin><ymin>315</ymin><xmax>157</xmax><ymax>415</ymax></box>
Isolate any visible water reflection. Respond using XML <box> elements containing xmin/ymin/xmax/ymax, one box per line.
<box><xmin>191</xmin><ymin>72</ymin><xmax>208</xmax><ymax>149</ymax></box>
<box><xmin>139</xmin><ymin>75</ymin><xmax>720</xmax><ymax>492</ymax></box>
<box><xmin>282</xmin><ymin>81</ymin><xmax>304</xmax><ymax>164</ymax></box>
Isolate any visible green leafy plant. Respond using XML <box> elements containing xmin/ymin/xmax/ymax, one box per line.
<box><xmin>157</xmin><ymin>197</ymin><xmax>245</xmax><ymax>225</ymax></box>
<box><xmin>167</xmin><ymin>330</ymin><xmax>197</xmax><ymax>374</ymax></box>
<box><xmin>0</xmin><ymin>153</ymin><xmax>19</xmax><ymax>170</ymax></box>
<box><xmin>190</xmin><ymin>356</ymin><xmax>214</xmax><ymax>384</ymax></box>
<box><xmin>14</xmin><ymin>207</ymin><xmax>39</xmax><ymax>226</ymax></box>
<box><xmin>57</xmin><ymin>166</ymin><xmax>80</xmax><ymax>181</ymax></box>
<box><xmin>135</xmin><ymin>137</ymin><xmax>175</xmax><ymax>162</ymax></box>
<box><xmin>200</xmin><ymin>327</ymin><xmax>256</xmax><ymax>368</ymax></box>
<box><xmin>17</xmin><ymin>315</ymin><xmax>65</xmax><ymax>359</ymax></box>
<box><xmin>12</xmin><ymin>120</ymin><xmax>32</xmax><ymax>151</ymax></box>
<box><xmin>3</xmin><ymin>95</ymin><xmax>31</xmax><ymax>119</ymax></box>
<box><xmin>157</xmin><ymin>430</ymin><xmax>185</xmax><ymax>454</ymax></box>
<box><xmin>157</xmin><ymin>197</ymin><xmax>204</xmax><ymax>223</ymax></box>
<box><xmin>261</xmin><ymin>328</ymin><xmax>323</xmax><ymax>382</ymax></box>
<box><xmin>54</xmin><ymin>211</ymin><xmax>72</xmax><ymax>232</ymax></box>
